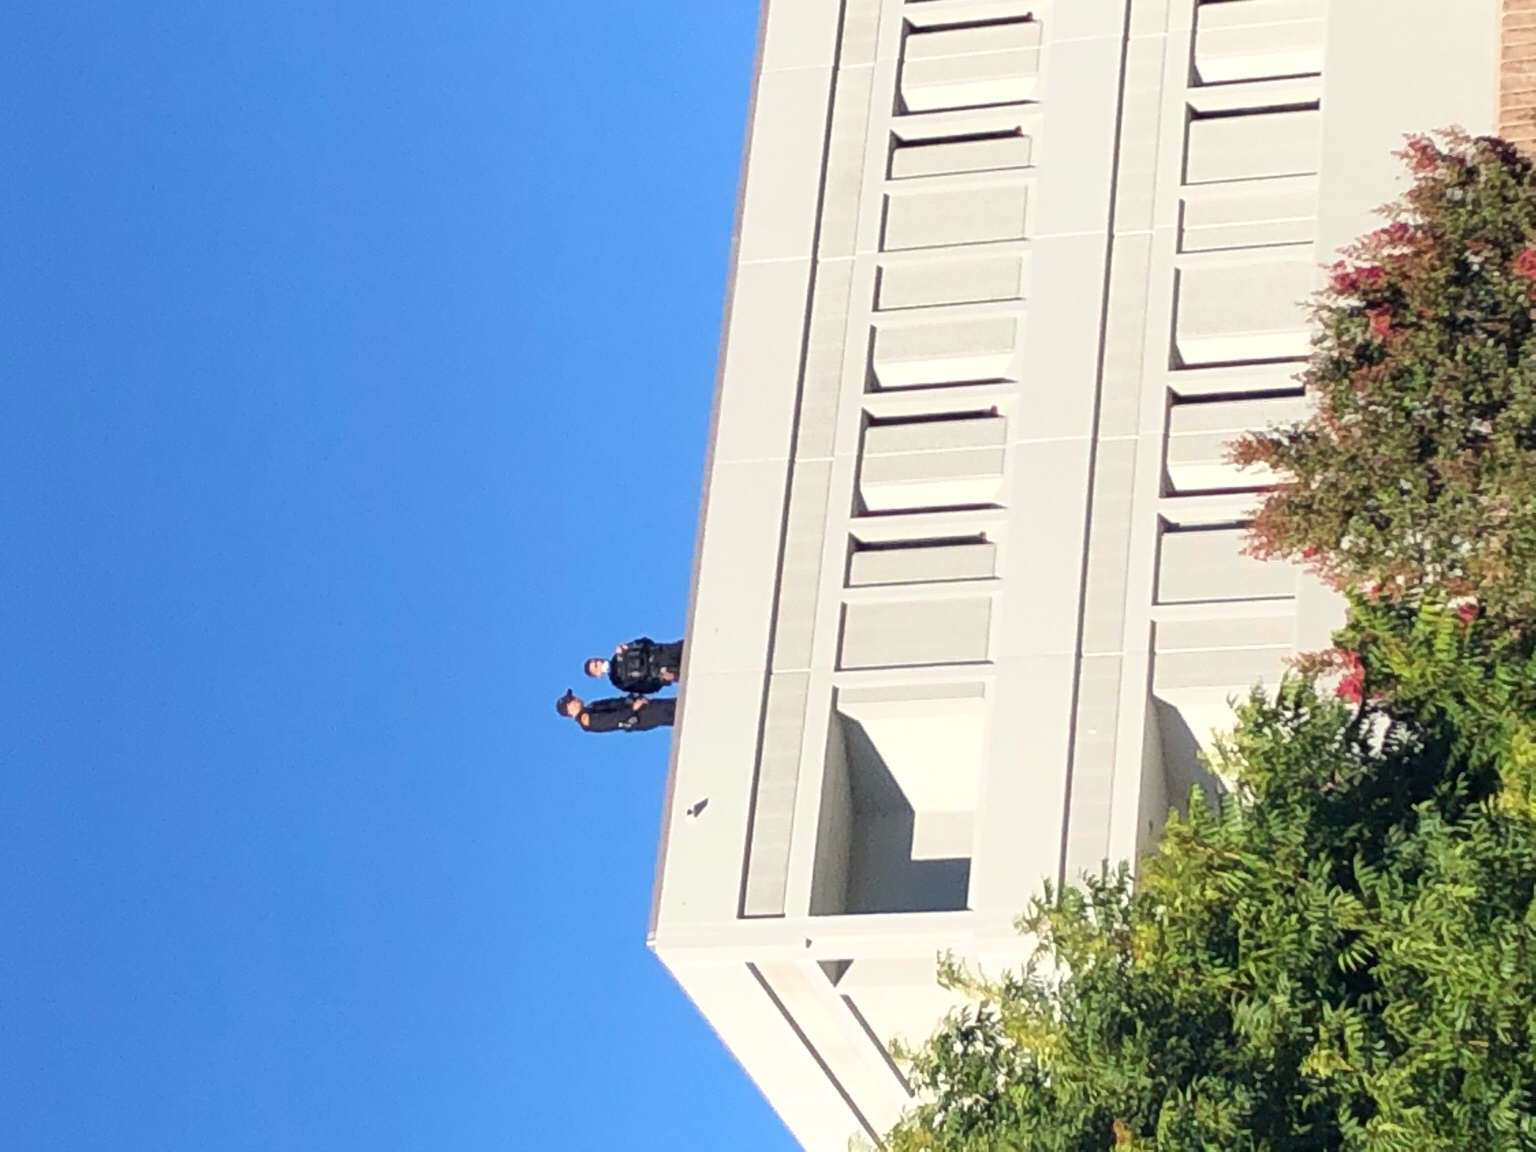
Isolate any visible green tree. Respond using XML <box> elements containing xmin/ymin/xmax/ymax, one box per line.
<box><xmin>878</xmin><ymin>657</ymin><xmax>1536</xmax><ymax>1151</ymax></box>
<box><xmin>873</xmin><ymin>132</ymin><xmax>1536</xmax><ymax>1151</ymax></box>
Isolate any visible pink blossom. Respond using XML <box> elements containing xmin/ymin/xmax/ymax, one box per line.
<box><xmin>1402</xmin><ymin>135</ymin><xmax>1440</xmax><ymax>174</ymax></box>
<box><xmin>1513</xmin><ymin>247</ymin><xmax>1536</xmax><ymax>283</ymax></box>
<box><xmin>1456</xmin><ymin>601</ymin><xmax>1479</xmax><ymax>624</ymax></box>
<box><xmin>1329</xmin><ymin>262</ymin><xmax>1386</xmax><ymax>297</ymax></box>
<box><xmin>1367</xmin><ymin>307</ymin><xmax>1392</xmax><ymax>339</ymax></box>
<box><xmin>1335</xmin><ymin>650</ymin><xmax>1365</xmax><ymax>703</ymax></box>
<box><xmin>1301</xmin><ymin>545</ymin><xmax>1319</xmax><ymax>560</ymax></box>
<box><xmin>1369</xmin><ymin>221</ymin><xmax>1413</xmax><ymax>248</ymax></box>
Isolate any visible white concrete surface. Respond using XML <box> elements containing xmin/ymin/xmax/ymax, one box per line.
<box><xmin>649</xmin><ymin>1</ymin><xmax>1499</xmax><ymax>1148</ymax></box>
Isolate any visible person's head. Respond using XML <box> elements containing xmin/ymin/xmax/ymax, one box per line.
<box><xmin>583</xmin><ymin>657</ymin><xmax>608</xmax><ymax>678</ymax></box>
<box><xmin>554</xmin><ymin>689</ymin><xmax>582</xmax><ymax>719</ymax></box>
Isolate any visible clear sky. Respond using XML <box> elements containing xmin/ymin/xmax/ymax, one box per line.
<box><xmin>0</xmin><ymin>2</ymin><xmax>800</xmax><ymax>1149</ymax></box>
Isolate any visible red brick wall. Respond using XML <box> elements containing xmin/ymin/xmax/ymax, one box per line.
<box><xmin>1503</xmin><ymin>0</ymin><xmax>1536</xmax><ymax>151</ymax></box>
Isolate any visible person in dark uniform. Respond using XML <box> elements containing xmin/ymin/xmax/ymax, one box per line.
<box><xmin>584</xmin><ymin>637</ymin><xmax>684</xmax><ymax>696</ymax></box>
<box><xmin>555</xmin><ymin>689</ymin><xmax>676</xmax><ymax>733</ymax></box>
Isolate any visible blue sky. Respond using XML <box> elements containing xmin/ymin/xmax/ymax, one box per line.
<box><xmin>0</xmin><ymin>2</ymin><xmax>799</xmax><ymax>1149</ymax></box>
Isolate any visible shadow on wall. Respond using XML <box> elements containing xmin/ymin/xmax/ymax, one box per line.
<box><xmin>811</xmin><ymin>712</ymin><xmax>973</xmax><ymax>916</ymax></box>
<box><xmin>1154</xmin><ymin>697</ymin><xmax>1226</xmax><ymax>818</ymax></box>
<box><xmin>843</xmin><ymin>718</ymin><xmax>972</xmax><ymax>914</ymax></box>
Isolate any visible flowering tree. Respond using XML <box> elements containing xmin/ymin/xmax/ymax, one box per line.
<box><xmin>873</xmin><ymin>134</ymin><xmax>1536</xmax><ymax>1151</ymax></box>
<box><xmin>1232</xmin><ymin>132</ymin><xmax>1536</xmax><ymax>622</ymax></box>
<box><xmin>877</xmin><ymin>670</ymin><xmax>1536</xmax><ymax>1152</ymax></box>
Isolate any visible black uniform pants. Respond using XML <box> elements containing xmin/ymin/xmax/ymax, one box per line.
<box><xmin>656</xmin><ymin>641</ymin><xmax>684</xmax><ymax>677</ymax></box>
<box><xmin>632</xmin><ymin>696</ymin><xmax>676</xmax><ymax>730</ymax></box>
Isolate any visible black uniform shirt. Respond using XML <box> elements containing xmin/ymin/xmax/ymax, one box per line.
<box><xmin>576</xmin><ymin>696</ymin><xmax>673</xmax><ymax>733</ymax></box>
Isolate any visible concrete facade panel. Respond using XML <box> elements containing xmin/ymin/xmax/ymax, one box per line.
<box><xmin>1031</xmin><ymin>32</ymin><xmax>1124</xmax><ymax>238</ymax></box>
<box><xmin>840</xmin><ymin>596</ymin><xmax>993</xmax><ymax>669</ymax></box>
<box><xmin>688</xmin><ymin>458</ymin><xmax>794</xmax><ymax>671</ymax></box>
<box><xmin>848</xmin><ymin>540</ymin><xmax>997</xmax><ymax>586</ymax></box>
<box><xmin>658</xmin><ymin>671</ymin><xmax>786</xmax><ymax>925</ymax></box>
<box><xmin>1157</xmin><ymin>527</ymin><xmax>1298</xmax><ymax>605</ymax></box>
<box><xmin>742</xmin><ymin>672</ymin><xmax>813</xmax><ymax>916</ymax></box>
<box><xmin>838</xmin><ymin>955</ymin><xmax>970</xmax><ymax>1050</ymax></box>
<box><xmin>1153</xmin><ymin>646</ymin><xmax>1291</xmax><ymax>692</ymax></box>
<box><xmin>876</xmin><ymin>249</ymin><xmax>1028</xmax><ymax>310</ymax></box>
<box><xmin>737</xmin><ymin>68</ymin><xmax>837</xmax><ymax>264</ymax></box>
<box><xmin>899</xmin><ymin>19</ymin><xmax>1042</xmax><ymax>113</ymax></box>
<box><xmin>795</xmin><ymin>258</ymin><xmax>855</xmax><ymax>462</ymax></box>
<box><xmin>890</xmin><ymin>133</ymin><xmax>1033</xmax><ymax>179</ymax></box>
<box><xmin>753</xmin><ymin>962</ymin><xmax>909</xmax><ymax>1135</ymax></box>
<box><xmin>1111</xmin><ymin>33</ymin><xmax>1171</xmax><ymax>234</ymax></box>
<box><xmin>1165</xmin><ymin>393</ymin><xmax>1309</xmax><ymax>493</ymax></box>
<box><xmin>1063</xmin><ymin>652</ymin><xmax>1126</xmax><ymax>879</ymax></box>
<box><xmin>1193</xmin><ymin>0</ymin><xmax>1326</xmax><ymax>85</ymax></box>
<box><xmin>871</xmin><ymin>314</ymin><xmax>1022</xmax><ymax>388</ymax></box>
<box><xmin>1078</xmin><ymin>437</ymin><xmax>1139</xmax><ymax>656</ymax></box>
<box><xmin>817</xmin><ymin>64</ymin><xmax>878</xmax><ymax>261</ymax></box>
<box><xmin>651</xmin><ymin>2</ymin><xmax>1504</xmax><ymax>1144</ymax></box>
<box><xmin>969</xmin><ymin>651</ymin><xmax>1077</xmax><ymax>912</ymax></box>
<box><xmin>758</xmin><ymin>0</ymin><xmax>842</xmax><ymax>72</ymax></box>
<box><xmin>711</xmin><ymin>258</ymin><xmax>816</xmax><ymax>464</ymax></box>
<box><xmin>1173</xmin><ymin>256</ymin><xmax>1314</xmax><ymax>365</ymax></box>
<box><xmin>1316</xmin><ymin>0</ymin><xmax>1498</xmax><ymax>259</ymax></box>
<box><xmin>1156</xmin><ymin>612</ymin><xmax>1296</xmax><ymax>654</ymax></box>
<box><xmin>1185</xmin><ymin>108</ymin><xmax>1322</xmax><ymax>186</ymax></box>
<box><xmin>772</xmin><ymin>460</ymin><xmax>835</xmax><ymax>673</ymax></box>
<box><xmin>659</xmin><ymin>960</ymin><xmax>869</xmax><ymax>1151</ymax></box>
<box><xmin>882</xmin><ymin>182</ymin><xmax>1031</xmax><ymax>250</ymax></box>
<box><xmin>1179</xmin><ymin>181</ymin><xmax>1317</xmax><ymax>253</ymax></box>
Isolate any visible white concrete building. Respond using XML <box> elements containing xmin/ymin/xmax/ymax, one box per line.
<box><xmin>648</xmin><ymin>2</ymin><xmax>1498</xmax><ymax>1147</ymax></box>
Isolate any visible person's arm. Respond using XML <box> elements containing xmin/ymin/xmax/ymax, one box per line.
<box><xmin>629</xmin><ymin>696</ymin><xmax>676</xmax><ymax>730</ymax></box>
<box><xmin>579</xmin><ymin>697</ymin><xmax>633</xmax><ymax>732</ymax></box>
<box><xmin>619</xmin><ymin>674</ymin><xmax>665</xmax><ymax>695</ymax></box>
<box><xmin>657</xmin><ymin>641</ymin><xmax>683</xmax><ymax>683</ymax></box>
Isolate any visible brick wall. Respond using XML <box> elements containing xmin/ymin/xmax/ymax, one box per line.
<box><xmin>1503</xmin><ymin>0</ymin><xmax>1536</xmax><ymax>150</ymax></box>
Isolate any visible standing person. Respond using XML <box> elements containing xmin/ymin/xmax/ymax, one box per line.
<box><xmin>554</xmin><ymin>690</ymin><xmax>676</xmax><ymax>733</ymax></box>
<box><xmin>584</xmin><ymin>637</ymin><xmax>683</xmax><ymax>697</ymax></box>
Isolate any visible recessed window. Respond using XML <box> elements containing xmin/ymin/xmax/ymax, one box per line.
<box><xmin>847</xmin><ymin>534</ymin><xmax>996</xmax><ymax>587</ymax></box>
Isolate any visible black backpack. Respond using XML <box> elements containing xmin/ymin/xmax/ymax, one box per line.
<box><xmin>613</xmin><ymin>641</ymin><xmax>658</xmax><ymax>689</ymax></box>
